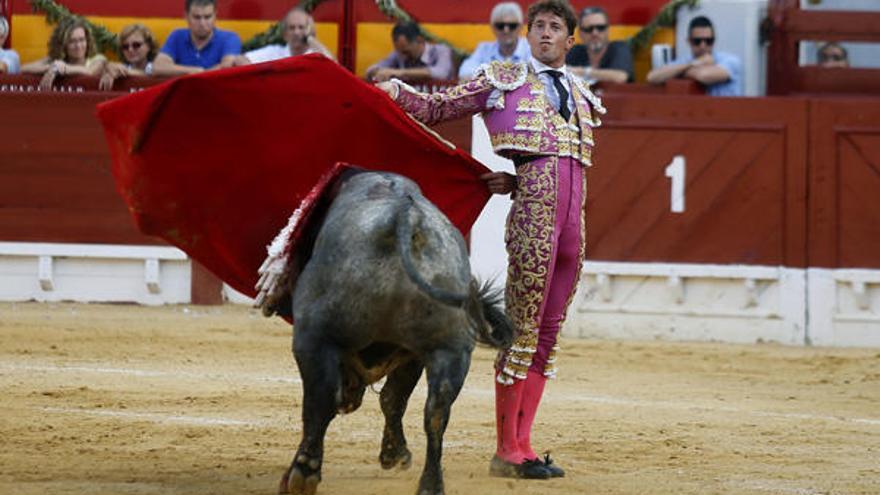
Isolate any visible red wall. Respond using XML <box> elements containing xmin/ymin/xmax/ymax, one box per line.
<box><xmin>9</xmin><ymin>0</ymin><xmax>669</xmax><ymax>23</ymax></box>
<box><xmin>2</xmin><ymin>76</ymin><xmax>879</xmax><ymax>269</ymax></box>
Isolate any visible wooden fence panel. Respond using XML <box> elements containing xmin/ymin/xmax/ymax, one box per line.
<box><xmin>589</xmin><ymin>95</ymin><xmax>809</xmax><ymax>267</ymax></box>
<box><xmin>808</xmin><ymin>99</ymin><xmax>880</xmax><ymax>269</ymax></box>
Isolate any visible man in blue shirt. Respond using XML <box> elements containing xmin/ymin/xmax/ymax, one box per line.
<box><xmin>153</xmin><ymin>0</ymin><xmax>241</xmax><ymax>75</ymax></box>
<box><xmin>646</xmin><ymin>16</ymin><xmax>742</xmax><ymax>96</ymax></box>
<box><xmin>458</xmin><ymin>2</ymin><xmax>531</xmax><ymax>79</ymax></box>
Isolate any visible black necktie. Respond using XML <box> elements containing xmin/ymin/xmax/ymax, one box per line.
<box><xmin>545</xmin><ymin>70</ymin><xmax>571</xmax><ymax>121</ymax></box>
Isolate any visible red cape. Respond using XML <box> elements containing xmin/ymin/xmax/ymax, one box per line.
<box><xmin>96</xmin><ymin>55</ymin><xmax>491</xmax><ymax>298</ymax></box>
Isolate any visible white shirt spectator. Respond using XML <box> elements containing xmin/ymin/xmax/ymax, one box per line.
<box><xmin>244</xmin><ymin>44</ymin><xmax>315</xmax><ymax>64</ymax></box>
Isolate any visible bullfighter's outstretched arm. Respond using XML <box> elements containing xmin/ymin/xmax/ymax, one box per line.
<box><xmin>379</xmin><ymin>77</ymin><xmax>493</xmax><ymax>126</ymax></box>
<box><xmin>378</xmin><ymin>61</ymin><xmax>528</xmax><ymax>126</ymax></box>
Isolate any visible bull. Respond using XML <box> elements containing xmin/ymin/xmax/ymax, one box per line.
<box><xmin>263</xmin><ymin>170</ymin><xmax>515</xmax><ymax>495</ymax></box>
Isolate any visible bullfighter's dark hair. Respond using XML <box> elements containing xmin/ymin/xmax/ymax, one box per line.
<box><xmin>527</xmin><ymin>0</ymin><xmax>577</xmax><ymax>36</ymax></box>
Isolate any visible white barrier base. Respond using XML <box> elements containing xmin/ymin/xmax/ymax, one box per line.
<box><xmin>3</xmin><ymin>244</ymin><xmax>878</xmax><ymax>347</ymax></box>
<box><xmin>567</xmin><ymin>261</ymin><xmax>880</xmax><ymax>347</ymax></box>
<box><xmin>807</xmin><ymin>268</ymin><xmax>880</xmax><ymax>347</ymax></box>
<box><xmin>0</xmin><ymin>242</ymin><xmax>190</xmax><ymax>305</ymax></box>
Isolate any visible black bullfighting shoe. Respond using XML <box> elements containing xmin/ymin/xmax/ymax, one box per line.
<box><xmin>488</xmin><ymin>455</ymin><xmax>552</xmax><ymax>479</ymax></box>
<box><xmin>535</xmin><ymin>454</ymin><xmax>565</xmax><ymax>478</ymax></box>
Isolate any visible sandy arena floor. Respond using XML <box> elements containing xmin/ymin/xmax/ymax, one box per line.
<box><xmin>0</xmin><ymin>302</ymin><xmax>878</xmax><ymax>495</ymax></box>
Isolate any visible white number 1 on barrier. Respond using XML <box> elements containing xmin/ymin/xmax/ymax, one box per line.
<box><xmin>664</xmin><ymin>155</ymin><xmax>686</xmax><ymax>213</ymax></box>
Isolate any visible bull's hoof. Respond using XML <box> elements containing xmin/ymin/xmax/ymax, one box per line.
<box><xmin>379</xmin><ymin>443</ymin><xmax>412</xmax><ymax>470</ymax></box>
<box><xmin>416</xmin><ymin>477</ymin><xmax>444</xmax><ymax>495</ymax></box>
<box><xmin>280</xmin><ymin>455</ymin><xmax>322</xmax><ymax>495</ymax></box>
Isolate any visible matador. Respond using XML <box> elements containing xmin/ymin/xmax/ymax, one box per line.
<box><xmin>380</xmin><ymin>0</ymin><xmax>605</xmax><ymax>480</ymax></box>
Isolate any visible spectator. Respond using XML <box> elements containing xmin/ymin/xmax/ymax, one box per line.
<box><xmin>818</xmin><ymin>42</ymin><xmax>848</xmax><ymax>68</ymax></box>
<box><xmin>99</xmin><ymin>24</ymin><xmax>159</xmax><ymax>90</ymax></box>
<box><xmin>153</xmin><ymin>0</ymin><xmax>241</xmax><ymax>75</ymax></box>
<box><xmin>20</xmin><ymin>17</ymin><xmax>107</xmax><ymax>90</ymax></box>
<box><xmin>458</xmin><ymin>2</ymin><xmax>530</xmax><ymax>79</ymax></box>
<box><xmin>236</xmin><ymin>7</ymin><xmax>334</xmax><ymax>64</ymax></box>
<box><xmin>365</xmin><ymin>21</ymin><xmax>454</xmax><ymax>82</ymax></box>
<box><xmin>0</xmin><ymin>15</ymin><xmax>20</xmax><ymax>74</ymax></box>
<box><xmin>566</xmin><ymin>6</ymin><xmax>633</xmax><ymax>83</ymax></box>
<box><xmin>646</xmin><ymin>15</ymin><xmax>742</xmax><ymax>96</ymax></box>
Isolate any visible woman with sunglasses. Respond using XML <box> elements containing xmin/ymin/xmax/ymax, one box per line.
<box><xmin>458</xmin><ymin>2</ymin><xmax>531</xmax><ymax>79</ymax></box>
<box><xmin>566</xmin><ymin>6</ymin><xmax>632</xmax><ymax>83</ymax></box>
<box><xmin>99</xmin><ymin>24</ymin><xmax>158</xmax><ymax>91</ymax></box>
<box><xmin>20</xmin><ymin>17</ymin><xmax>107</xmax><ymax>90</ymax></box>
<box><xmin>646</xmin><ymin>15</ymin><xmax>742</xmax><ymax>96</ymax></box>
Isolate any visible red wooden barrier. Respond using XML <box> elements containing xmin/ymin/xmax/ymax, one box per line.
<box><xmin>808</xmin><ymin>98</ymin><xmax>880</xmax><ymax>269</ymax></box>
<box><xmin>2</xmin><ymin>84</ymin><xmax>879</xmax><ymax>292</ymax></box>
<box><xmin>0</xmin><ymin>73</ymin><xmax>168</xmax><ymax>93</ymax></box>
<box><xmin>590</xmin><ymin>95</ymin><xmax>809</xmax><ymax>267</ymax></box>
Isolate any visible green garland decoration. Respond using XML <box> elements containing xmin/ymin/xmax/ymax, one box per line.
<box><xmin>375</xmin><ymin>0</ymin><xmax>469</xmax><ymax>59</ymax></box>
<box><xmin>30</xmin><ymin>0</ymin><xmax>118</xmax><ymax>53</ymax></box>
<box><xmin>628</xmin><ymin>0</ymin><xmax>699</xmax><ymax>53</ymax></box>
<box><xmin>240</xmin><ymin>22</ymin><xmax>284</xmax><ymax>52</ymax></box>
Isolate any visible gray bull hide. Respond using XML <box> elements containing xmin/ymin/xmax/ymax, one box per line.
<box><xmin>276</xmin><ymin>170</ymin><xmax>514</xmax><ymax>495</ymax></box>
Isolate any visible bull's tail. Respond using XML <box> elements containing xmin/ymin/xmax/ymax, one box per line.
<box><xmin>395</xmin><ymin>195</ymin><xmax>468</xmax><ymax>307</ymax></box>
<box><xmin>394</xmin><ymin>195</ymin><xmax>514</xmax><ymax>350</ymax></box>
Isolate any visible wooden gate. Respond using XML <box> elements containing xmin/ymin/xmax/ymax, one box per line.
<box><xmin>588</xmin><ymin>95</ymin><xmax>808</xmax><ymax>267</ymax></box>
<box><xmin>809</xmin><ymin>98</ymin><xmax>880</xmax><ymax>269</ymax></box>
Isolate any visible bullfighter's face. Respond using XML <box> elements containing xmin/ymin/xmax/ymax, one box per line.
<box><xmin>527</xmin><ymin>11</ymin><xmax>574</xmax><ymax>68</ymax></box>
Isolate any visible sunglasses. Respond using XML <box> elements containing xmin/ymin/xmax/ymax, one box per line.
<box><xmin>493</xmin><ymin>22</ymin><xmax>520</xmax><ymax>32</ymax></box>
<box><xmin>121</xmin><ymin>41</ymin><xmax>144</xmax><ymax>51</ymax></box>
<box><xmin>580</xmin><ymin>24</ymin><xmax>608</xmax><ymax>34</ymax></box>
<box><xmin>690</xmin><ymin>37</ymin><xmax>715</xmax><ymax>46</ymax></box>
<box><xmin>821</xmin><ymin>53</ymin><xmax>846</xmax><ymax>62</ymax></box>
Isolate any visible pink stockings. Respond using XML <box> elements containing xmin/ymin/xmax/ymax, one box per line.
<box><xmin>494</xmin><ymin>369</ymin><xmax>547</xmax><ymax>463</ymax></box>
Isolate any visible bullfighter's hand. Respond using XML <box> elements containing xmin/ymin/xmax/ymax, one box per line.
<box><xmin>480</xmin><ymin>172</ymin><xmax>516</xmax><ymax>195</ymax></box>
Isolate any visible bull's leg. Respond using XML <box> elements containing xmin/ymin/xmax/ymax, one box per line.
<box><xmin>418</xmin><ymin>349</ymin><xmax>471</xmax><ymax>495</ymax></box>
<box><xmin>280</xmin><ymin>333</ymin><xmax>343</xmax><ymax>495</ymax></box>
<box><xmin>379</xmin><ymin>358</ymin><xmax>423</xmax><ymax>470</ymax></box>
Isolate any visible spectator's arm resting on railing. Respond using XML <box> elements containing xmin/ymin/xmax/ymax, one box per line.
<box><xmin>152</xmin><ymin>53</ymin><xmax>204</xmax><ymax>76</ymax></box>
<box><xmin>646</xmin><ymin>61</ymin><xmax>692</xmax><ymax>85</ymax></box>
